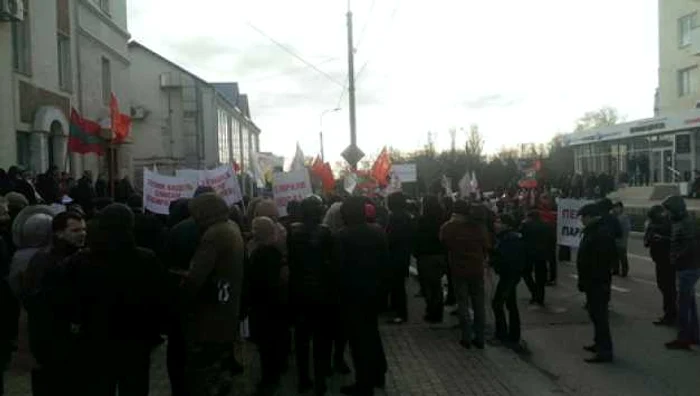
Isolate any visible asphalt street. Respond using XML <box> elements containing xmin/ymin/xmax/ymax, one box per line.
<box><xmin>516</xmin><ymin>233</ymin><xmax>700</xmax><ymax>396</ymax></box>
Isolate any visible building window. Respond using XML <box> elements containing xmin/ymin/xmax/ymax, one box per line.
<box><xmin>678</xmin><ymin>67</ymin><xmax>696</xmax><ymax>97</ymax></box>
<box><xmin>98</xmin><ymin>0</ymin><xmax>110</xmax><ymax>14</ymax></box>
<box><xmin>57</xmin><ymin>34</ymin><xmax>72</xmax><ymax>91</ymax></box>
<box><xmin>218</xmin><ymin>110</ymin><xmax>230</xmax><ymax>164</ymax></box>
<box><xmin>679</xmin><ymin>13</ymin><xmax>696</xmax><ymax>47</ymax></box>
<box><xmin>242</xmin><ymin>128</ymin><xmax>250</xmax><ymax>170</ymax></box>
<box><xmin>232</xmin><ymin>118</ymin><xmax>242</xmax><ymax>166</ymax></box>
<box><xmin>16</xmin><ymin>132</ymin><xmax>31</xmax><ymax>170</ymax></box>
<box><xmin>12</xmin><ymin>0</ymin><xmax>31</xmax><ymax>75</ymax></box>
<box><xmin>101</xmin><ymin>57</ymin><xmax>111</xmax><ymax>105</ymax></box>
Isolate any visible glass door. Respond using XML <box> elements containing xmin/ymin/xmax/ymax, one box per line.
<box><xmin>663</xmin><ymin>149</ymin><xmax>675</xmax><ymax>183</ymax></box>
<box><xmin>651</xmin><ymin>151</ymin><xmax>662</xmax><ymax>184</ymax></box>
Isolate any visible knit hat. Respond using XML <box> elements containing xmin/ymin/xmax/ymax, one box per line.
<box><xmin>5</xmin><ymin>192</ymin><xmax>29</xmax><ymax>210</ymax></box>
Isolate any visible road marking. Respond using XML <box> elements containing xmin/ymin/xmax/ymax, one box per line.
<box><xmin>628</xmin><ymin>253</ymin><xmax>652</xmax><ymax>262</ymax></box>
<box><xmin>569</xmin><ymin>274</ymin><xmax>630</xmax><ymax>293</ymax></box>
<box><xmin>611</xmin><ymin>285</ymin><xmax>631</xmax><ymax>293</ymax></box>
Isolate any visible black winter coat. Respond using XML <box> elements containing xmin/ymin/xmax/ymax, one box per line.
<box><xmin>491</xmin><ymin>230</ymin><xmax>527</xmax><ymax>278</ymax></box>
<box><xmin>576</xmin><ymin>219</ymin><xmax>616</xmax><ymax>292</ymax></box>
<box><xmin>287</xmin><ymin>222</ymin><xmax>336</xmax><ymax>307</ymax></box>
<box><xmin>335</xmin><ymin>224</ymin><xmax>388</xmax><ymax>305</ymax></box>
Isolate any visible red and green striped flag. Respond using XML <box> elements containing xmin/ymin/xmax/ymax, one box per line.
<box><xmin>69</xmin><ymin>109</ymin><xmax>104</xmax><ymax>155</ymax></box>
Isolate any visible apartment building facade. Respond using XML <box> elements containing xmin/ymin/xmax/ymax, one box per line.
<box><xmin>128</xmin><ymin>42</ymin><xmax>261</xmax><ymax>187</ymax></box>
<box><xmin>0</xmin><ymin>0</ymin><xmax>130</xmax><ymax>179</ymax></box>
<box><xmin>659</xmin><ymin>1</ymin><xmax>700</xmax><ymax>114</ymax></box>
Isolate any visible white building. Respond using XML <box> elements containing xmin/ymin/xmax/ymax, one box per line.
<box><xmin>0</xmin><ymin>0</ymin><xmax>131</xmax><ymax>180</ymax></box>
<box><xmin>658</xmin><ymin>1</ymin><xmax>700</xmax><ymax>115</ymax></box>
<box><xmin>564</xmin><ymin>1</ymin><xmax>700</xmax><ymax>190</ymax></box>
<box><xmin>128</xmin><ymin>42</ymin><xmax>261</xmax><ymax>190</ymax></box>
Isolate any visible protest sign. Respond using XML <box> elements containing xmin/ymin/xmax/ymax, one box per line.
<box><xmin>176</xmin><ymin>165</ymin><xmax>243</xmax><ymax>206</ymax></box>
<box><xmin>272</xmin><ymin>169</ymin><xmax>313</xmax><ymax>217</ymax></box>
<box><xmin>391</xmin><ymin>163</ymin><xmax>417</xmax><ymax>183</ymax></box>
<box><xmin>143</xmin><ymin>169</ymin><xmax>196</xmax><ymax>215</ymax></box>
<box><xmin>556</xmin><ymin>198</ymin><xmax>594</xmax><ymax>247</ymax></box>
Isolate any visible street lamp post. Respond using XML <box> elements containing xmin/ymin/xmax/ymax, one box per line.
<box><xmin>320</xmin><ymin>107</ymin><xmax>341</xmax><ymax>162</ymax></box>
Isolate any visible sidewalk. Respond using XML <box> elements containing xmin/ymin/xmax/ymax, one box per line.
<box><xmin>4</xmin><ymin>277</ymin><xmax>562</xmax><ymax>396</ymax></box>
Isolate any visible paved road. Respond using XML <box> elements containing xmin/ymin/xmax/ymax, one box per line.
<box><xmin>518</xmin><ymin>235</ymin><xmax>700</xmax><ymax>396</ymax></box>
<box><xmin>5</xmin><ymin>239</ymin><xmax>699</xmax><ymax>395</ymax></box>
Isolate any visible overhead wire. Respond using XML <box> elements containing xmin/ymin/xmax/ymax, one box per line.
<box><xmin>336</xmin><ymin>0</ymin><xmax>402</xmax><ymax>108</ymax></box>
<box><xmin>244</xmin><ymin>57</ymin><xmax>340</xmax><ymax>84</ymax></box>
<box><xmin>246</xmin><ymin>21</ymin><xmax>345</xmax><ymax>88</ymax></box>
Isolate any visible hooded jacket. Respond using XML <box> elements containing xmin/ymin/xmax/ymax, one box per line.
<box><xmin>185</xmin><ymin>193</ymin><xmax>245</xmax><ymax>342</ymax></box>
<box><xmin>662</xmin><ymin>195</ymin><xmax>699</xmax><ymax>271</ymax></box>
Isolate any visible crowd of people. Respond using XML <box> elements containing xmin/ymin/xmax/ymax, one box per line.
<box><xmin>0</xmin><ymin>163</ymin><xmax>698</xmax><ymax>396</ymax></box>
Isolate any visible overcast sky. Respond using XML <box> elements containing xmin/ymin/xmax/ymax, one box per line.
<box><xmin>127</xmin><ymin>0</ymin><xmax>658</xmax><ymax>163</ymax></box>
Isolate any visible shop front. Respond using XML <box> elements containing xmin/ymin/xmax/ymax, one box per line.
<box><xmin>564</xmin><ymin>110</ymin><xmax>700</xmax><ymax>187</ymax></box>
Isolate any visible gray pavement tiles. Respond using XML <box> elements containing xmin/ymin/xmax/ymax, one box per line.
<box><xmin>5</xmin><ymin>277</ymin><xmax>562</xmax><ymax>396</ymax></box>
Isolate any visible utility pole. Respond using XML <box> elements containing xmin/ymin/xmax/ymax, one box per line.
<box><xmin>346</xmin><ymin>2</ymin><xmax>358</xmax><ymax>167</ymax></box>
<box><xmin>340</xmin><ymin>0</ymin><xmax>364</xmax><ymax>170</ymax></box>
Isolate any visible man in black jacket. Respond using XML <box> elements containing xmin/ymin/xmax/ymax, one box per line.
<box><xmin>491</xmin><ymin>214</ymin><xmax>526</xmax><ymax>348</ymax></box>
<box><xmin>337</xmin><ymin>197</ymin><xmax>388</xmax><ymax>396</ymax></box>
<box><xmin>288</xmin><ymin>196</ymin><xmax>336</xmax><ymax>395</ymax></box>
<box><xmin>521</xmin><ymin>210</ymin><xmax>550</xmax><ymax>306</ymax></box>
<box><xmin>21</xmin><ymin>211</ymin><xmax>86</xmax><ymax>395</ymax></box>
<box><xmin>577</xmin><ymin>203</ymin><xmax>616</xmax><ymax>363</ymax></box>
<box><xmin>662</xmin><ymin>195</ymin><xmax>700</xmax><ymax>349</ymax></box>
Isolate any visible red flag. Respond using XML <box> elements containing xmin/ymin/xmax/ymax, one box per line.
<box><xmin>110</xmin><ymin>93</ymin><xmax>131</xmax><ymax>144</ymax></box>
<box><xmin>321</xmin><ymin>162</ymin><xmax>336</xmax><ymax>192</ymax></box>
<box><xmin>69</xmin><ymin>109</ymin><xmax>104</xmax><ymax>155</ymax></box>
<box><xmin>371</xmin><ymin>147</ymin><xmax>391</xmax><ymax>187</ymax></box>
<box><xmin>310</xmin><ymin>157</ymin><xmax>335</xmax><ymax>192</ymax></box>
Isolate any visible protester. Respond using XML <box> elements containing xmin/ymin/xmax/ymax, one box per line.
<box><xmin>490</xmin><ymin>214</ymin><xmax>526</xmax><ymax>348</ymax></box>
<box><xmin>19</xmin><ymin>211</ymin><xmax>86</xmax><ymax>395</ymax></box>
<box><xmin>644</xmin><ymin>205</ymin><xmax>675</xmax><ymax>326</ymax></box>
<box><xmin>661</xmin><ymin>195</ymin><xmax>700</xmax><ymax>349</ymax></box>
<box><xmin>162</xmin><ymin>197</ymin><xmax>194</xmax><ymax>396</ymax></box>
<box><xmin>0</xmin><ymin>204</ymin><xmax>12</xmax><ymax>396</ymax></box>
<box><xmin>612</xmin><ymin>202</ymin><xmax>631</xmax><ymax>277</ymax></box>
<box><xmin>385</xmin><ymin>192</ymin><xmax>414</xmax><ymax>324</ymax></box>
<box><xmin>520</xmin><ymin>210</ymin><xmax>550</xmax><ymax>307</ymax></box>
<box><xmin>413</xmin><ymin>195</ymin><xmax>447</xmax><ymax>323</ymax></box>
<box><xmin>577</xmin><ymin>203</ymin><xmax>615</xmax><ymax>363</ymax></box>
<box><xmin>182</xmin><ymin>193</ymin><xmax>245</xmax><ymax>395</ymax></box>
<box><xmin>440</xmin><ymin>201</ymin><xmax>491</xmax><ymax>349</ymax></box>
<box><xmin>336</xmin><ymin>196</ymin><xmax>388</xmax><ymax>396</ymax></box>
<box><xmin>321</xmin><ymin>199</ymin><xmax>351</xmax><ymax>375</ymax></box>
<box><xmin>62</xmin><ymin>203</ymin><xmax>166</xmax><ymax>394</ymax></box>
<box><xmin>288</xmin><ymin>196</ymin><xmax>336</xmax><ymax>396</ymax></box>
<box><xmin>246</xmin><ymin>216</ymin><xmax>287</xmax><ymax>396</ymax></box>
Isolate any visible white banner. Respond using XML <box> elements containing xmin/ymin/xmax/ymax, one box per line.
<box><xmin>272</xmin><ymin>169</ymin><xmax>313</xmax><ymax>217</ymax></box>
<box><xmin>143</xmin><ymin>169</ymin><xmax>197</xmax><ymax>215</ymax></box>
<box><xmin>176</xmin><ymin>165</ymin><xmax>243</xmax><ymax>206</ymax></box>
<box><xmin>556</xmin><ymin>198</ymin><xmax>594</xmax><ymax>247</ymax></box>
<box><xmin>391</xmin><ymin>164</ymin><xmax>417</xmax><ymax>183</ymax></box>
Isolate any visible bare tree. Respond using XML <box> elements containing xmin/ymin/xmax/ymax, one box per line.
<box><xmin>465</xmin><ymin>124</ymin><xmax>484</xmax><ymax>159</ymax></box>
<box><xmin>424</xmin><ymin>131</ymin><xmax>436</xmax><ymax>157</ymax></box>
<box><xmin>574</xmin><ymin>106</ymin><xmax>624</xmax><ymax>132</ymax></box>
